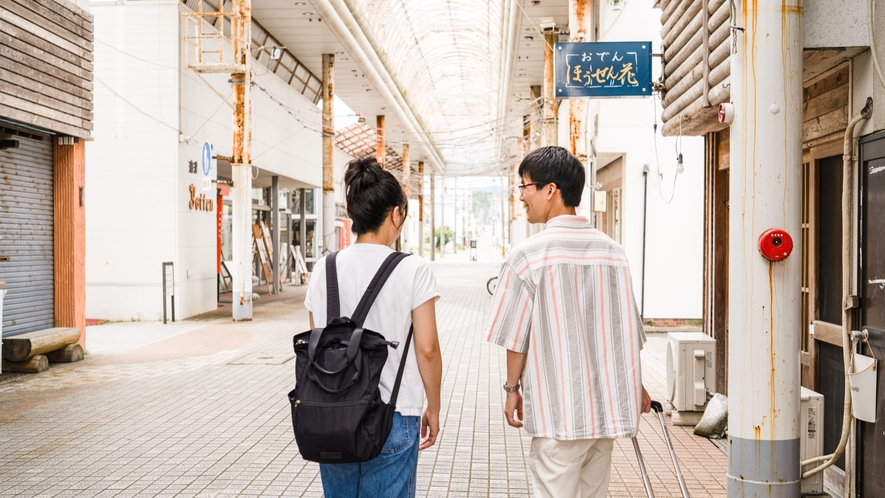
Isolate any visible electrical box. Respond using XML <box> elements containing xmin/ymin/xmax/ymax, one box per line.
<box><xmin>666</xmin><ymin>332</ymin><xmax>716</xmax><ymax>412</ymax></box>
<box><xmin>800</xmin><ymin>387</ymin><xmax>825</xmax><ymax>495</ymax></box>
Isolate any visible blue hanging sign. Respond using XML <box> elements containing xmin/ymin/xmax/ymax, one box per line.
<box><xmin>554</xmin><ymin>41</ymin><xmax>653</xmax><ymax>98</ymax></box>
<box><xmin>201</xmin><ymin>141</ymin><xmax>212</xmax><ymax>176</ymax></box>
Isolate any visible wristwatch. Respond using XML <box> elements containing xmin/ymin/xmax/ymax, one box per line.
<box><xmin>503</xmin><ymin>382</ymin><xmax>521</xmax><ymax>393</ymax></box>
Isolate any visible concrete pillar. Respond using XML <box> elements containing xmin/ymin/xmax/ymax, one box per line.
<box><xmin>418</xmin><ymin>161</ymin><xmax>425</xmax><ymax>257</ymax></box>
<box><xmin>322</xmin><ymin>53</ymin><xmax>337</xmax><ymax>255</ymax></box>
<box><xmin>453</xmin><ymin>177</ymin><xmax>457</xmax><ymax>253</ymax></box>
<box><xmin>299</xmin><ymin>189</ymin><xmax>307</xmax><ymax>261</ymax></box>
<box><xmin>376</xmin><ymin>115</ymin><xmax>385</xmax><ymax>167</ymax></box>
<box><xmin>726</xmin><ymin>1</ymin><xmax>802</xmax><ymax>496</ymax></box>
<box><xmin>543</xmin><ymin>32</ymin><xmax>559</xmax><ymax>147</ymax></box>
<box><xmin>529</xmin><ymin>84</ymin><xmax>544</xmax><ymax>236</ymax></box>
<box><xmin>529</xmin><ymin>85</ymin><xmax>541</xmax><ymax>151</ymax></box>
<box><xmin>53</xmin><ymin>138</ymin><xmax>86</xmax><ymax>347</ymax></box>
<box><xmin>570</xmin><ymin>0</ymin><xmax>593</xmax><ymax>224</ymax></box>
<box><xmin>430</xmin><ymin>173</ymin><xmax>436</xmax><ymax>261</ymax></box>
<box><xmin>440</xmin><ymin>177</ymin><xmax>445</xmax><ymax>256</ymax></box>
<box><xmin>230</xmin><ymin>2</ymin><xmax>253</xmax><ymax>321</ymax></box>
<box><xmin>271</xmin><ymin>175</ymin><xmax>280</xmax><ymax>294</ymax></box>
<box><xmin>401</xmin><ymin>144</ymin><xmax>410</xmax><ymax>251</ymax></box>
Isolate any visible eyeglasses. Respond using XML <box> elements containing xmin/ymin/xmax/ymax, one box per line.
<box><xmin>517</xmin><ymin>182</ymin><xmax>540</xmax><ymax>193</ymax></box>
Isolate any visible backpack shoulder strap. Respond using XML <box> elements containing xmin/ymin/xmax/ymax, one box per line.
<box><xmin>388</xmin><ymin>325</ymin><xmax>413</xmax><ymax>407</ymax></box>
<box><xmin>351</xmin><ymin>252</ymin><xmax>410</xmax><ymax>327</ymax></box>
<box><xmin>325</xmin><ymin>252</ymin><xmax>340</xmax><ymax>324</ymax></box>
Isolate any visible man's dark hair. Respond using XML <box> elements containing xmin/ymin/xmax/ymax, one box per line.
<box><xmin>517</xmin><ymin>146</ymin><xmax>585</xmax><ymax>207</ymax></box>
<box><xmin>344</xmin><ymin>156</ymin><xmax>408</xmax><ymax>234</ymax></box>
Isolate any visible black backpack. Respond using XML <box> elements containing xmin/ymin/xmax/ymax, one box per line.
<box><xmin>288</xmin><ymin>251</ymin><xmax>413</xmax><ymax>464</ymax></box>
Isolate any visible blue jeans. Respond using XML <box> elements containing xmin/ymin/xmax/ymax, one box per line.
<box><xmin>319</xmin><ymin>413</ymin><xmax>420</xmax><ymax>498</ymax></box>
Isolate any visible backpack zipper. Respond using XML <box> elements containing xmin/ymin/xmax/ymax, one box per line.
<box><xmin>294</xmin><ymin>399</ymin><xmax>372</xmax><ymax>408</ymax></box>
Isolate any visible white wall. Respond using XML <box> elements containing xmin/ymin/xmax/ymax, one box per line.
<box><xmin>585</xmin><ymin>0</ymin><xmax>705</xmax><ymax>319</ymax></box>
<box><xmin>87</xmin><ymin>0</ymin><xmax>181</xmax><ymax>321</ymax></box>
<box><xmin>851</xmin><ymin>3</ymin><xmax>885</xmax><ymax>137</ymax></box>
<box><xmin>87</xmin><ymin>0</ymin><xmax>324</xmax><ymax>320</ymax></box>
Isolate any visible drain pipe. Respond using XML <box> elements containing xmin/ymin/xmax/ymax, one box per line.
<box><xmin>640</xmin><ymin>163</ymin><xmax>649</xmax><ymax>317</ymax></box>
<box><xmin>800</xmin><ymin>97</ymin><xmax>873</xmax><ymax>479</ymax></box>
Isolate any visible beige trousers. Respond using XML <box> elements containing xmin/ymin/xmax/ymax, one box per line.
<box><xmin>528</xmin><ymin>437</ymin><xmax>614</xmax><ymax>498</ymax></box>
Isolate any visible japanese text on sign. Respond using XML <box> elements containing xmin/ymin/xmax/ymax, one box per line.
<box><xmin>554</xmin><ymin>41</ymin><xmax>653</xmax><ymax>98</ymax></box>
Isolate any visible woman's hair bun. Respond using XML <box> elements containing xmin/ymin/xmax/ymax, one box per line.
<box><xmin>344</xmin><ymin>156</ymin><xmax>380</xmax><ymax>189</ymax></box>
<box><xmin>342</xmin><ymin>156</ymin><xmax>407</xmax><ymax>235</ymax></box>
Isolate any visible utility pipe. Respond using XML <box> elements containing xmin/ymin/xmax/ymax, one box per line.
<box><xmin>313</xmin><ymin>0</ymin><xmax>446</xmax><ymax>174</ymax></box>
<box><xmin>322</xmin><ymin>53</ymin><xmax>337</xmax><ymax>255</ymax></box>
<box><xmin>231</xmin><ymin>0</ymin><xmax>253</xmax><ymax>321</ymax></box>
<box><xmin>726</xmin><ymin>1</ymin><xmax>802</xmax><ymax>496</ymax></box>
<box><xmin>640</xmin><ymin>164</ymin><xmax>649</xmax><ymax>317</ymax></box>
<box><xmin>800</xmin><ymin>97</ymin><xmax>873</xmax><ymax>478</ymax></box>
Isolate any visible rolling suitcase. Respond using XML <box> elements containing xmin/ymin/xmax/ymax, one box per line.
<box><xmin>632</xmin><ymin>400</ymin><xmax>690</xmax><ymax>498</ymax></box>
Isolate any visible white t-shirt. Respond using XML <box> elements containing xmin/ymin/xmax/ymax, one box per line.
<box><xmin>304</xmin><ymin>243</ymin><xmax>439</xmax><ymax>417</ymax></box>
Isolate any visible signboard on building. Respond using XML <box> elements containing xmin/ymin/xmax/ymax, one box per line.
<box><xmin>201</xmin><ymin>141</ymin><xmax>213</xmax><ymax>191</ymax></box>
<box><xmin>554</xmin><ymin>41</ymin><xmax>653</xmax><ymax>98</ymax></box>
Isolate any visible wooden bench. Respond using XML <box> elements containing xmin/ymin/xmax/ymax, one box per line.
<box><xmin>2</xmin><ymin>327</ymin><xmax>83</xmax><ymax>373</ymax></box>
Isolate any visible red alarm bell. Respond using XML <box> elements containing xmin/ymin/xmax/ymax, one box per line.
<box><xmin>758</xmin><ymin>229</ymin><xmax>793</xmax><ymax>261</ymax></box>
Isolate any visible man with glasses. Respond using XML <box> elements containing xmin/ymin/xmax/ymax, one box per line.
<box><xmin>485</xmin><ymin>146</ymin><xmax>651</xmax><ymax>498</ymax></box>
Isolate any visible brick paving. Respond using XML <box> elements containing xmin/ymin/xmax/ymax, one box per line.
<box><xmin>0</xmin><ymin>258</ymin><xmax>726</xmax><ymax>497</ymax></box>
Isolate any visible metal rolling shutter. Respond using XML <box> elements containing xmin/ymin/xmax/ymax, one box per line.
<box><xmin>0</xmin><ymin>124</ymin><xmax>54</xmax><ymax>337</ymax></box>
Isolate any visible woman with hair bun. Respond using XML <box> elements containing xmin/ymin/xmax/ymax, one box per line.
<box><xmin>303</xmin><ymin>156</ymin><xmax>443</xmax><ymax>497</ymax></box>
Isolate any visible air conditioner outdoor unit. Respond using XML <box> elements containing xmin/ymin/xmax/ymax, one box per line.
<box><xmin>666</xmin><ymin>332</ymin><xmax>716</xmax><ymax>424</ymax></box>
<box><xmin>800</xmin><ymin>387</ymin><xmax>824</xmax><ymax>495</ymax></box>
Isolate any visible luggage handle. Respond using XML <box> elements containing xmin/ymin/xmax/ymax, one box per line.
<box><xmin>633</xmin><ymin>399</ymin><xmax>690</xmax><ymax>498</ymax></box>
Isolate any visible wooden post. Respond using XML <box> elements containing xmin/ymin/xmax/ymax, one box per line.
<box><xmin>322</xmin><ymin>53</ymin><xmax>337</xmax><ymax>253</ymax></box>
<box><xmin>430</xmin><ymin>173</ymin><xmax>436</xmax><ymax>261</ymax></box>
<box><xmin>54</xmin><ymin>138</ymin><xmax>86</xmax><ymax>348</ymax></box>
<box><xmin>376</xmin><ymin>115</ymin><xmax>385</xmax><ymax>167</ymax></box>
<box><xmin>543</xmin><ymin>32</ymin><xmax>560</xmax><ymax>147</ymax></box>
<box><xmin>418</xmin><ymin>161</ymin><xmax>425</xmax><ymax>257</ymax></box>
<box><xmin>401</xmin><ymin>144</ymin><xmax>410</xmax><ymax>251</ymax></box>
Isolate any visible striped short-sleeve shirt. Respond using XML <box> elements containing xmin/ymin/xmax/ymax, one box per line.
<box><xmin>485</xmin><ymin>215</ymin><xmax>646</xmax><ymax>440</ymax></box>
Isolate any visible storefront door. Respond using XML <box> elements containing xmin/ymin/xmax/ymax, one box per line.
<box><xmin>858</xmin><ymin>131</ymin><xmax>885</xmax><ymax>497</ymax></box>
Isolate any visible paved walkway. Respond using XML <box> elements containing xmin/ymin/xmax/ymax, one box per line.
<box><xmin>0</xmin><ymin>257</ymin><xmax>726</xmax><ymax>497</ymax></box>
